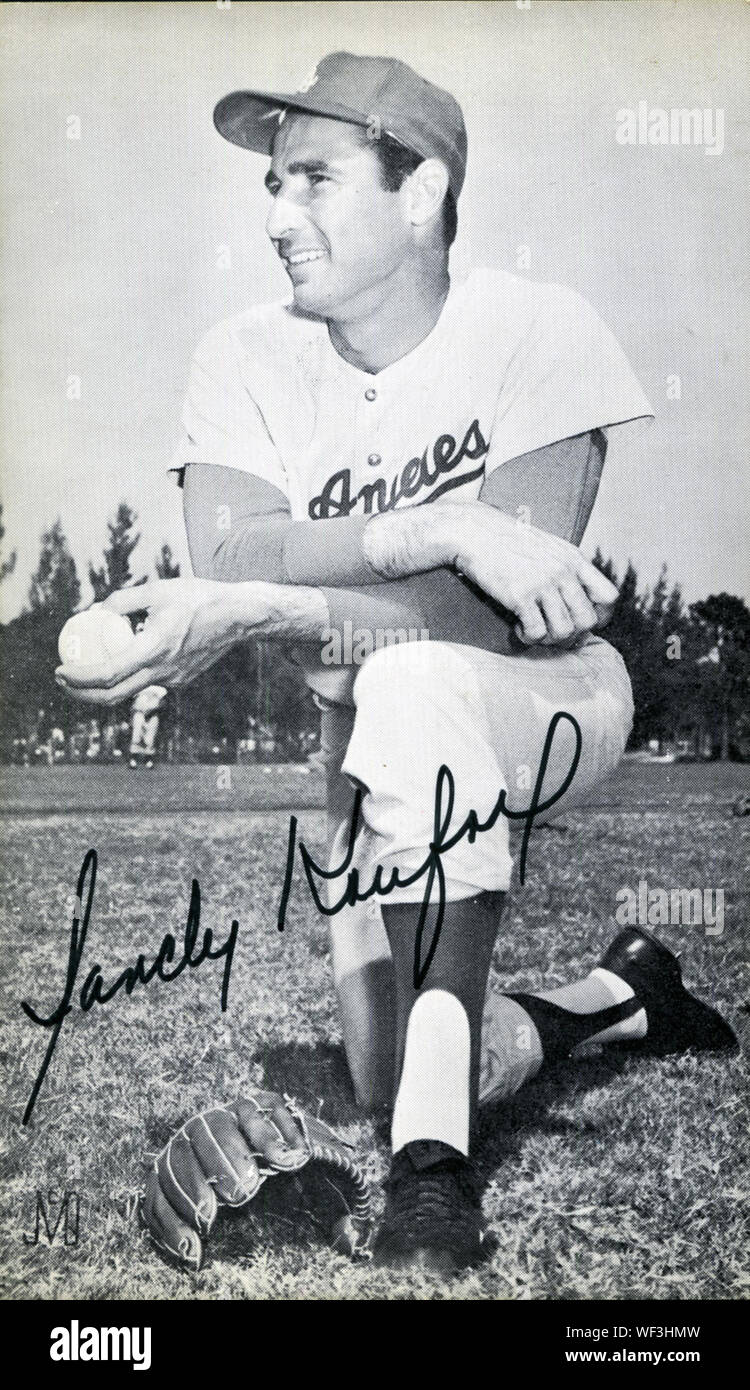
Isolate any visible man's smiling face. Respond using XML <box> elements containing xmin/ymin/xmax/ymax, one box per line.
<box><xmin>264</xmin><ymin>112</ymin><xmax>413</xmax><ymax>320</ymax></box>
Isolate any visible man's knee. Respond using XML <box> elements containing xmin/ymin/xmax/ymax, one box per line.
<box><xmin>348</xmin><ymin>643</ymin><xmax>466</xmax><ymax>786</ymax></box>
<box><xmin>349</xmin><ymin>641</ymin><xmax>503</xmax><ymax>790</ymax></box>
<box><xmin>352</xmin><ymin>639</ymin><xmax>478</xmax><ymax>709</ymax></box>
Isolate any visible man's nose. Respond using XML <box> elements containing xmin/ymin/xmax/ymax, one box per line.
<box><xmin>265</xmin><ymin>191</ymin><xmax>308</xmax><ymax>242</ymax></box>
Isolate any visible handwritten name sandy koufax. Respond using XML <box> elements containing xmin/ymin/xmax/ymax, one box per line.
<box><xmin>19</xmin><ymin>711</ymin><xmax>581</xmax><ymax>1125</ymax></box>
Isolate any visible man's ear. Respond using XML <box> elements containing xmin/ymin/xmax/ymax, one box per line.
<box><xmin>404</xmin><ymin>158</ymin><xmax>450</xmax><ymax>229</ymax></box>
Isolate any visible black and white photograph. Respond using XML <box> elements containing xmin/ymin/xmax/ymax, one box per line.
<box><xmin>0</xmin><ymin>0</ymin><xmax>747</xmax><ymax>1337</ymax></box>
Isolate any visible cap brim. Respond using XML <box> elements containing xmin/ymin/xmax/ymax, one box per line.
<box><xmin>213</xmin><ymin>89</ymin><xmax>370</xmax><ymax>155</ymax></box>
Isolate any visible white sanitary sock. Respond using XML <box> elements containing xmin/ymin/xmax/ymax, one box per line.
<box><xmin>583</xmin><ymin>966</ymin><xmax>647</xmax><ymax>1043</ymax></box>
<box><xmin>391</xmin><ymin>990</ymin><xmax>470</xmax><ymax>1156</ymax></box>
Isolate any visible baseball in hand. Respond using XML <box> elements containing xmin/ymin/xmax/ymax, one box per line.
<box><xmin>57</xmin><ymin>608</ymin><xmax>135</xmax><ymax>666</ymax></box>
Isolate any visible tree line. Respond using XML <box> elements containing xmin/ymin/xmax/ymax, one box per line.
<box><xmin>0</xmin><ymin>502</ymin><xmax>747</xmax><ymax>761</ymax></box>
<box><xmin>591</xmin><ymin>550</ymin><xmax>749</xmax><ymax>760</ymax></box>
<box><xmin>0</xmin><ymin>502</ymin><xmax>314</xmax><ymax>762</ymax></box>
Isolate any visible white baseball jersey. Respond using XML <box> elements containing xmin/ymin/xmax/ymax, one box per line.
<box><xmin>171</xmin><ymin>268</ymin><xmax>653</xmax><ymax>522</ymax></box>
<box><xmin>132</xmin><ymin>685</ymin><xmax>168</xmax><ymax>716</ymax></box>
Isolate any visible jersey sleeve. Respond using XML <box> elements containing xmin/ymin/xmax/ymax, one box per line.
<box><xmin>485</xmin><ymin>286</ymin><xmax>653</xmax><ymax>477</ymax></box>
<box><xmin>182</xmin><ymin>462</ymin><xmax>384</xmax><ymax>586</ymax></box>
<box><xmin>169</xmin><ymin>322</ymin><xmax>289</xmax><ymax>495</ymax></box>
<box><xmin>479</xmin><ymin>429</ymin><xmax>606</xmax><ymax>546</ymax></box>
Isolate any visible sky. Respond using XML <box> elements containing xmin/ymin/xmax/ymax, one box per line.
<box><xmin>0</xmin><ymin>0</ymin><xmax>748</xmax><ymax>619</ymax></box>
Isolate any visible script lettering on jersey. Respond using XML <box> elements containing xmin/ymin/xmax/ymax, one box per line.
<box><xmin>308</xmin><ymin>418</ymin><xmax>489</xmax><ymax>519</ymax></box>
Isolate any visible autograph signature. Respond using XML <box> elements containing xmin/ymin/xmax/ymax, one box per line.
<box><xmin>20</xmin><ymin>710</ymin><xmax>580</xmax><ymax>1125</ymax></box>
<box><xmin>278</xmin><ymin>709</ymin><xmax>582</xmax><ymax>987</ymax></box>
<box><xmin>20</xmin><ymin>850</ymin><xmax>238</xmax><ymax>1126</ymax></box>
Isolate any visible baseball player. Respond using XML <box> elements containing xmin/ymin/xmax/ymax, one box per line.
<box><xmin>128</xmin><ymin>683</ymin><xmax>167</xmax><ymax>768</ymax></box>
<box><xmin>58</xmin><ymin>53</ymin><xmax>736</xmax><ymax>1271</ymax></box>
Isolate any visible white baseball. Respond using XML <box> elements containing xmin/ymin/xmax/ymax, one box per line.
<box><xmin>57</xmin><ymin>608</ymin><xmax>135</xmax><ymax>666</ymax></box>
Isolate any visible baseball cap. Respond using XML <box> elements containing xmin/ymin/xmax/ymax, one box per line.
<box><xmin>213</xmin><ymin>51</ymin><xmax>467</xmax><ymax>200</ymax></box>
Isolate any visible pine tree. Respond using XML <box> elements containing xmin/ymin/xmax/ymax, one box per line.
<box><xmin>690</xmin><ymin>594</ymin><xmax>750</xmax><ymax>759</ymax></box>
<box><xmin>0</xmin><ymin>504</ymin><xmax>16</xmax><ymax>583</ymax></box>
<box><xmin>89</xmin><ymin>502</ymin><xmax>145</xmax><ymax>600</ymax></box>
<box><xmin>604</xmin><ymin>561</ymin><xmax>647</xmax><ymax>659</ymax></box>
<box><xmin>0</xmin><ymin>520</ymin><xmax>81</xmax><ymax>751</ymax></box>
<box><xmin>591</xmin><ymin>547</ymin><xmax>618</xmax><ymax>586</ymax></box>
<box><xmin>590</xmin><ymin>555</ymin><xmax>653</xmax><ymax>747</ymax></box>
<box><xmin>663</xmin><ymin>582</ymin><xmax>685</xmax><ymax>640</ymax></box>
<box><xmin>638</xmin><ymin>567</ymin><xmax>692</xmax><ymax>747</ymax></box>
<box><xmin>28</xmin><ymin>519</ymin><xmax>81</xmax><ymax>616</ymax></box>
<box><xmin>155</xmin><ymin>543</ymin><xmax>180</xmax><ymax>579</ymax></box>
<box><xmin>648</xmin><ymin>564</ymin><xmax>669</xmax><ymax>628</ymax></box>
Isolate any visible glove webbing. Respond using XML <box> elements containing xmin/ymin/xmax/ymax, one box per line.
<box><xmin>286</xmin><ymin>1097</ymin><xmax>372</xmax><ymax>1226</ymax></box>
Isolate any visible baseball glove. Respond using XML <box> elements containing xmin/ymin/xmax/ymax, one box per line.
<box><xmin>141</xmin><ymin>1090</ymin><xmax>373</xmax><ymax>1270</ymax></box>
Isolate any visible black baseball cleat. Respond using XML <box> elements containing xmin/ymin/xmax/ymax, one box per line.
<box><xmin>599</xmin><ymin>926</ymin><xmax>738</xmax><ymax>1056</ymax></box>
<box><xmin>373</xmin><ymin>1140</ymin><xmax>489</xmax><ymax>1272</ymax></box>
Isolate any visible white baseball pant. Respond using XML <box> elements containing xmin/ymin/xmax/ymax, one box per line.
<box><xmin>314</xmin><ymin>634</ymin><xmax>634</xmax><ymax>1106</ymax></box>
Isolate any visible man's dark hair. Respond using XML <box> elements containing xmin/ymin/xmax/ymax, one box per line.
<box><xmin>371</xmin><ymin>131</ymin><xmax>458</xmax><ymax>248</ymax></box>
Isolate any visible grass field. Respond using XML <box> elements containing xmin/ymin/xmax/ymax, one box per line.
<box><xmin>1</xmin><ymin>762</ymin><xmax>748</xmax><ymax>1301</ymax></box>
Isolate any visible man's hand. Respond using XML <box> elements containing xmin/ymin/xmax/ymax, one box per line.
<box><xmin>55</xmin><ymin>578</ymin><xmax>274</xmax><ymax>706</ymax></box>
<box><xmin>363</xmin><ymin>495</ymin><xmax>618</xmax><ymax>647</ymax></box>
<box><xmin>447</xmin><ymin>502</ymin><xmax>619</xmax><ymax>646</ymax></box>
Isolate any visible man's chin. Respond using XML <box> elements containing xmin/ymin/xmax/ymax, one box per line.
<box><xmin>291</xmin><ymin>283</ymin><xmax>333</xmax><ymax>316</ymax></box>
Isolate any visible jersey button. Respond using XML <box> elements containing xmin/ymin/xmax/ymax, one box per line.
<box><xmin>367</xmin><ymin>453</ymin><xmax>382</xmax><ymax>467</ymax></box>
<box><xmin>364</xmin><ymin>387</ymin><xmax>377</xmax><ymax>402</ymax></box>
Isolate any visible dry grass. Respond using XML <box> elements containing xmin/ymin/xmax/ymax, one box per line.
<box><xmin>1</xmin><ymin>764</ymin><xmax>748</xmax><ymax>1300</ymax></box>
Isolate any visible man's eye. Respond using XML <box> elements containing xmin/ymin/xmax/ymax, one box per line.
<box><xmin>308</xmin><ymin>173</ymin><xmax>330</xmax><ymax>187</ymax></box>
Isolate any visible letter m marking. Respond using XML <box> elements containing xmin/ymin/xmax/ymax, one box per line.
<box><xmin>23</xmin><ymin>1189</ymin><xmax>80</xmax><ymax>1246</ymax></box>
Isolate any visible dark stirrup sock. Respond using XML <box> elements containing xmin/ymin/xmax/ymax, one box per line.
<box><xmin>503</xmin><ymin>992</ymin><xmax>645</xmax><ymax>1061</ymax></box>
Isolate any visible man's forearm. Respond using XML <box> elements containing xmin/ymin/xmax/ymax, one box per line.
<box><xmin>225</xmin><ymin>581</ymin><xmax>331</xmax><ymax>642</ymax></box>
<box><xmin>183</xmin><ymin>432</ymin><xmax>608</xmax><ymax>653</ymax></box>
<box><xmin>218</xmin><ymin>569</ymin><xmax>518</xmax><ymax>661</ymax></box>
<box><xmin>361</xmin><ymin>503</ymin><xmax>461</xmax><ymax>578</ymax></box>
<box><xmin>360</xmin><ymin>428</ymin><xmax>604</xmax><ymax>578</ymax></box>
<box><xmin>185</xmin><ymin>432</ymin><xmax>604</xmax><ymax>591</ymax></box>
<box><xmin>205</xmin><ymin>498</ymin><xmax>485</xmax><ymax>592</ymax></box>
<box><xmin>183</xmin><ymin>463</ymin><xmax>456</xmax><ymax>589</ymax></box>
